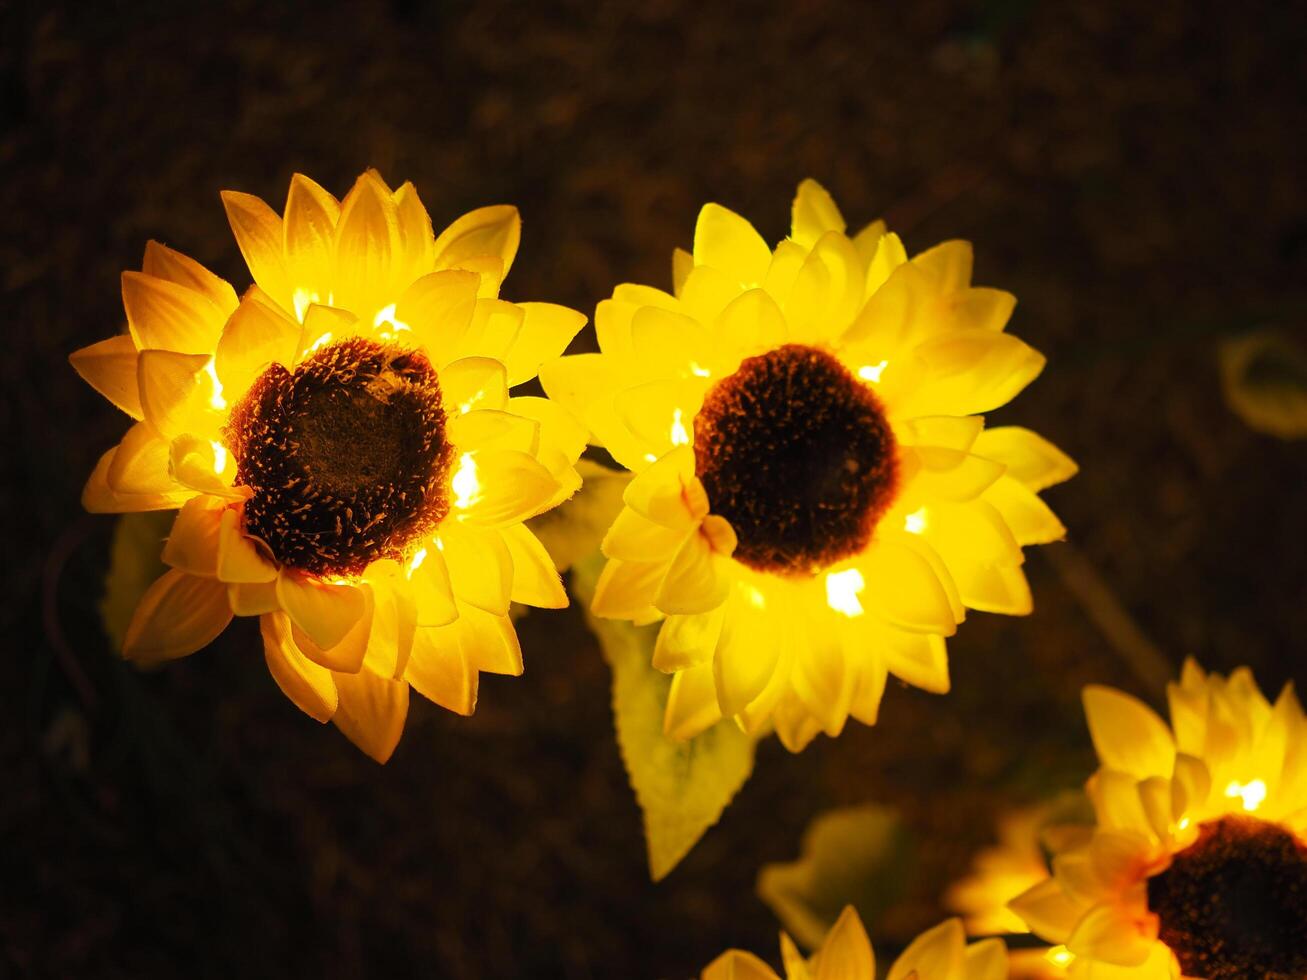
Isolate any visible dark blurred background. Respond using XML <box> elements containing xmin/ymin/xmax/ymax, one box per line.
<box><xmin>3</xmin><ymin>1</ymin><xmax>1306</xmax><ymax>977</ymax></box>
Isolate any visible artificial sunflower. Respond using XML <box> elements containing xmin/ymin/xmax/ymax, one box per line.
<box><xmin>73</xmin><ymin>170</ymin><xmax>586</xmax><ymax>761</ymax></box>
<box><xmin>702</xmin><ymin>905</ymin><xmax>1008</xmax><ymax>980</ymax></box>
<box><xmin>541</xmin><ymin>180</ymin><xmax>1074</xmax><ymax>751</ymax></box>
<box><xmin>1010</xmin><ymin>661</ymin><xmax>1307</xmax><ymax>979</ymax></box>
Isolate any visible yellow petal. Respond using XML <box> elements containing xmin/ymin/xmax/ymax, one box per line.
<box><xmin>592</xmin><ymin>558</ymin><xmax>666</xmax><ymax>620</ymax></box>
<box><xmin>681</xmin><ymin>264</ymin><xmax>746</xmax><ymax>324</ymax></box>
<box><xmin>858</xmin><ymin>539</ymin><xmax>958</xmax><ymax>635</ymax></box>
<box><xmin>786</xmin><ymin>232</ymin><xmax>863</xmax><ymax>342</ymax></box>
<box><xmin>397</xmin><ymin>270</ymin><xmax>480</xmax><ymax>359</ymax></box>
<box><xmin>447</xmin><ymin>409</ymin><xmax>541</xmax><ymax>455</ymax></box>
<box><xmin>215</xmin><ymin>509</ymin><xmax>278</xmax><ymax>583</ymax></box>
<box><xmin>962</xmin><ymin>938</ymin><xmax>1007</xmax><ymax>980</ymax></box>
<box><xmin>260</xmin><ymin>611</ymin><xmax>337</xmax><ymax>722</ymax></box>
<box><xmin>69</xmin><ymin>334</ymin><xmax>143</xmax><ymax>419</ymax></box>
<box><xmin>136</xmin><ymin>349</ymin><xmax>214</xmax><ymax>438</ymax></box>
<box><xmin>331</xmin><ymin>665</ymin><xmax>409</xmax><ymax>763</ymax></box>
<box><xmin>622</xmin><ymin>445</ymin><xmax>700</xmax><ymax>529</ymax></box>
<box><xmin>1066</xmin><ymin>904</ymin><xmax>1154</xmax><ymax>967</ymax></box>
<box><xmin>214</xmin><ymin>287</ymin><xmax>300</xmax><ymax>400</ymax></box>
<box><xmin>912</xmin><ymin>240</ymin><xmax>974</xmax><ymax>293</ymax></box>
<box><xmin>664</xmin><ymin>662</ymin><xmax>722</xmax><ymax>740</ymax></box>
<box><xmin>160</xmin><ymin>495</ymin><xmax>223</xmax><ymax>576</ymax></box>
<box><xmin>630</xmin><ymin>305</ymin><xmax>717</xmax><ymax>379</ymax></box>
<box><xmin>887</xmin><ymin>919</ymin><xmax>964</xmax><ymax>980</ymax></box>
<box><xmin>276</xmin><ymin>570</ymin><xmax>367</xmax><ymax>652</ymax></box>
<box><xmin>950</xmin><ymin>287</ymin><xmax>1016</xmax><ymax>332</ymax></box>
<box><xmin>122</xmin><ymin>569</ymin><xmax>232</xmax><ymax>663</ymax></box>
<box><xmin>221</xmin><ymin>189</ymin><xmax>293</xmax><ymax>312</ymax></box>
<box><xmin>1083</xmin><ymin>686</ymin><xmax>1176</xmax><ymax>779</ymax></box>
<box><xmin>454</xmin><ymin>298</ymin><xmax>523</xmax><ymax>366</ymax></box>
<box><xmin>1009</xmin><ymin>878</ymin><xmax>1084</xmax><ymax>943</ymax></box>
<box><xmin>714</xmin><ymin>599</ymin><xmax>781</xmax><ymax>716</ymax></box>
<box><xmin>362</xmin><ymin>566</ymin><xmax>418</xmax><ymax>679</ymax></box>
<box><xmin>983</xmin><ymin>476</ymin><xmax>1067</xmax><ymax>545</ymax></box>
<box><xmin>896</xmin><ymin>331</ymin><xmax>1047</xmax><ymax>418</ymax></box>
<box><xmin>602</xmin><ymin>506</ymin><xmax>688</xmax><ymax>562</ymax></box>
<box><xmin>847</xmin><ymin>660</ymin><xmax>889</xmax><ymax>726</ymax></box>
<box><xmin>614</xmin><ymin>378</ymin><xmax>708</xmax><ymax>459</ymax></box>
<box><xmin>82</xmin><ymin>446</ymin><xmax>192</xmax><ymax>513</ymax></box>
<box><xmin>715</xmin><ymin>287</ymin><xmax>786</xmax><ymax>362</ymax></box>
<box><xmin>142</xmin><ymin>240</ymin><xmax>239</xmax><ymax>316</ymax></box>
<box><xmin>538</xmin><ymin>351</ymin><xmax>621</xmax><ymax>422</ymax></box>
<box><xmin>701</xmin><ymin>950</ymin><xmax>781</xmax><ymax>980</ymax></box>
<box><xmin>652</xmin><ymin>608</ymin><xmax>724</xmax><ymax>672</ymax></box>
<box><xmin>791</xmin><ymin>632</ymin><xmax>854</xmax><ymax>737</ymax></box>
<box><xmin>228</xmin><ymin>580</ymin><xmax>279</xmax><ymax>616</ymax></box>
<box><xmin>405</xmin><ymin>622</ymin><xmax>478</xmax><ymax>715</ymax></box>
<box><xmin>501</xmin><ymin>302</ymin><xmax>587</xmax><ymax>386</ymax></box>
<box><xmin>694</xmin><ymin>203</ymin><xmax>772</xmax><ymax>287</ymax></box>
<box><xmin>904</xmin><ymin>446</ymin><xmax>1007</xmax><ymax>503</ymax></box>
<box><xmin>814</xmin><ymin>906</ymin><xmax>874</xmax><ymax>980</ymax></box>
<box><xmin>168</xmin><ymin>434</ymin><xmax>237</xmax><ymax>495</ymax></box>
<box><xmin>879</xmin><ymin>628</ymin><xmax>950</xmax><ymax>694</ymax></box>
<box><xmin>851</xmin><ymin>219</ymin><xmax>888</xmax><ymax>271</ymax></box>
<box><xmin>393</xmin><ymin>180</ymin><xmax>436</xmax><ymax>282</ymax></box>
<box><xmin>121</xmin><ymin>271</ymin><xmax>224</xmax><ymax>354</ymax></box>
<box><xmin>333</xmin><ymin>172</ymin><xmax>402</xmax><ymax>317</ymax></box>
<box><xmin>438</xmin><ymin>522</ymin><xmax>513</xmax><ymax>615</ymax></box>
<box><xmin>508</xmin><ymin>395</ymin><xmax>589</xmax><ymax>463</ymax></box>
<box><xmin>919</xmin><ymin>501</ymin><xmax>1030</xmax><ymax>614</ymax></box>
<box><xmin>282</xmin><ymin>173</ymin><xmax>340</xmax><ymax>301</ymax></box>
<box><xmin>107</xmin><ymin>421</ymin><xmax>178</xmax><ymax>495</ymax></box>
<box><xmin>500</xmin><ymin>524</ymin><xmax>567</xmax><ymax>609</ymax></box>
<box><xmin>441</xmin><ymin>356</ymin><xmax>509</xmax><ymax>415</ymax></box>
<box><xmin>672</xmin><ymin>247</ymin><xmax>694</xmax><ymax>296</ymax></box>
<box><xmin>452</xmin><ymin>448</ymin><xmax>560</xmax><ymax>526</ymax></box>
<box><xmin>790</xmin><ymin>179</ymin><xmax>846</xmax><ymax>248</ymax></box>
<box><xmin>973</xmin><ymin>426</ymin><xmax>1078</xmax><ymax>492</ymax></box>
<box><xmin>655</xmin><ymin>532</ymin><xmax>730</xmax><ymax>614</ymax></box>
<box><xmin>438</xmin><ymin>601</ymin><xmax>522</xmax><ymax>676</ymax></box>
<box><xmin>406</xmin><ymin>546</ymin><xmax>458</xmax><ymax>627</ymax></box>
<box><xmin>433</xmin><ymin>204</ymin><xmax>521</xmax><ymax>278</ymax></box>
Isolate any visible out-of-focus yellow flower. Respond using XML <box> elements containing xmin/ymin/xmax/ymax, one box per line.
<box><xmin>542</xmin><ymin>180</ymin><xmax>1074</xmax><ymax>751</ymax></box>
<box><xmin>1010</xmin><ymin>660</ymin><xmax>1307</xmax><ymax>980</ymax></box>
<box><xmin>702</xmin><ymin>906</ymin><xmax>1008</xmax><ymax>980</ymax></box>
<box><xmin>73</xmin><ymin>170</ymin><xmax>586</xmax><ymax>762</ymax></box>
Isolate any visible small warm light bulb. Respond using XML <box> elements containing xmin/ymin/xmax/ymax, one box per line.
<box><xmin>373</xmin><ymin>302</ymin><xmax>411</xmax><ymax>335</ymax></box>
<box><xmin>204</xmin><ymin>358</ymin><xmax>227</xmax><ymax>410</ymax></box>
<box><xmin>452</xmin><ymin>453</ymin><xmax>481</xmax><ymax>509</ymax></box>
<box><xmin>689</xmin><ymin>362</ymin><xmax>711</xmax><ymax>378</ymax></box>
<box><xmin>408</xmin><ymin>547</ymin><xmax>428</xmax><ymax>574</ymax></box>
<box><xmin>670</xmin><ymin>407</ymin><xmax>690</xmax><ymax>447</ymax></box>
<box><xmin>904</xmin><ymin>507</ymin><xmax>928</xmax><ymax>534</ymax></box>
<box><xmin>209</xmin><ymin>440</ymin><xmax>228</xmax><ymax>475</ymax></box>
<box><xmin>1224</xmin><ymin>778</ymin><xmax>1267</xmax><ymax>812</ymax></box>
<box><xmin>857</xmin><ymin>360</ymin><xmax>888</xmax><ymax>383</ymax></box>
<box><xmin>307</xmin><ymin>331</ymin><xmax>334</xmax><ymax>355</ymax></box>
<box><xmin>743</xmin><ymin>584</ymin><xmax>766</xmax><ymax>609</ymax></box>
<box><xmin>1046</xmin><ymin>945</ymin><xmax>1075</xmax><ymax>968</ymax></box>
<box><xmin>825</xmin><ymin>568</ymin><xmax>865</xmax><ymax>617</ymax></box>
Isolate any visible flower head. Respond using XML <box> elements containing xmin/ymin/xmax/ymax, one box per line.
<box><xmin>1010</xmin><ymin>661</ymin><xmax>1307</xmax><ymax>979</ymax></box>
<box><xmin>73</xmin><ymin>170</ymin><xmax>586</xmax><ymax>761</ymax></box>
<box><xmin>702</xmin><ymin>906</ymin><xmax>1008</xmax><ymax>980</ymax></box>
<box><xmin>542</xmin><ymin>180</ymin><xmax>1074</xmax><ymax>751</ymax></box>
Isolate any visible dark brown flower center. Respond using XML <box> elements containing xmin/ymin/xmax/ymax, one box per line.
<box><xmin>1147</xmin><ymin>815</ymin><xmax>1307</xmax><ymax>980</ymax></box>
<box><xmin>225</xmin><ymin>337</ymin><xmax>453</xmax><ymax>578</ymax></box>
<box><xmin>693</xmin><ymin>344</ymin><xmax>898</xmax><ymax>575</ymax></box>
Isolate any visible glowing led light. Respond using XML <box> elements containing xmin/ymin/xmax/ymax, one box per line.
<box><xmin>690</xmin><ymin>362</ymin><xmax>711</xmax><ymax>378</ymax></box>
<box><xmin>451</xmin><ymin>453</ymin><xmax>481</xmax><ymax>509</ymax></box>
<box><xmin>1045</xmin><ymin>946</ymin><xmax>1074</xmax><ymax>968</ymax></box>
<box><xmin>209</xmin><ymin>440</ymin><xmax>228</xmax><ymax>475</ymax></box>
<box><xmin>203</xmin><ymin>358</ymin><xmax>227</xmax><ymax>410</ymax></box>
<box><xmin>643</xmin><ymin>452</ymin><xmax>658</xmax><ymax>463</ymax></box>
<box><xmin>857</xmin><ymin>360</ymin><xmax>888</xmax><ymax>383</ymax></box>
<box><xmin>904</xmin><ymin>507</ymin><xmax>928</xmax><ymax>534</ymax></box>
<box><xmin>373</xmin><ymin>302</ymin><xmax>411</xmax><ymax>335</ymax></box>
<box><xmin>825</xmin><ymin>568</ymin><xmax>866</xmax><ymax>617</ymax></box>
<box><xmin>307</xmin><ymin>331</ymin><xmax>334</xmax><ymax>355</ymax></box>
<box><xmin>457</xmin><ymin>389</ymin><xmax>488</xmax><ymax>415</ymax></box>
<box><xmin>408</xmin><ymin>547</ymin><xmax>428</xmax><ymax>574</ymax></box>
<box><xmin>292</xmin><ymin>287</ymin><xmax>317</xmax><ymax>322</ymax></box>
<box><xmin>1224</xmin><ymin>778</ymin><xmax>1267</xmax><ymax>812</ymax></box>
<box><xmin>670</xmin><ymin>408</ymin><xmax>690</xmax><ymax>447</ymax></box>
<box><xmin>1177</xmin><ymin>816</ymin><xmax>1192</xmax><ymax>831</ymax></box>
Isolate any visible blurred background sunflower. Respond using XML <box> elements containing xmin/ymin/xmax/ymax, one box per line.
<box><xmin>5</xmin><ymin>1</ymin><xmax>1306</xmax><ymax>976</ymax></box>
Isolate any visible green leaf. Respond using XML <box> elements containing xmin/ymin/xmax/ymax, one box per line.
<box><xmin>99</xmin><ymin>510</ymin><xmax>174</xmax><ymax>651</ymax></box>
<box><xmin>572</xmin><ymin>556</ymin><xmax>756</xmax><ymax>881</ymax></box>
<box><xmin>756</xmin><ymin>803</ymin><xmax>913</xmax><ymax>950</ymax></box>
<box><xmin>1219</xmin><ymin>328</ymin><xmax>1307</xmax><ymax>439</ymax></box>
<box><xmin>528</xmin><ymin>459</ymin><xmax>631</xmax><ymax>572</ymax></box>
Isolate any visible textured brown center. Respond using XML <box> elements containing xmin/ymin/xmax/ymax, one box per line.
<box><xmin>693</xmin><ymin>344</ymin><xmax>898</xmax><ymax>575</ymax></box>
<box><xmin>225</xmin><ymin>337</ymin><xmax>453</xmax><ymax>577</ymax></box>
<box><xmin>1147</xmin><ymin>815</ymin><xmax>1307</xmax><ymax>980</ymax></box>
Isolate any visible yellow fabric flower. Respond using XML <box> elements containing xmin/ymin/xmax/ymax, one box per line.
<box><xmin>73</xmin><ymin>170</ymin><xmax>586</xmax><ymax>762</ymax></box>
<box><xmin>1010</xmin><ymin>661</ymin><xmax>1307</xmax><ymax>980</ymax></box>
<box><xmin>945</xmin><ymin>805</ymin><xmax>1060</xmax><ymax>936</ymax></box>
<box><xmin>542</xmin><ymin>180</ymin><xmax>1074</xmax><ymax>752</ymax></box>
<box><xmin>702</xmin><ymin>906</ymin><xmax>1007</xmax><ymax>980</ymax></box>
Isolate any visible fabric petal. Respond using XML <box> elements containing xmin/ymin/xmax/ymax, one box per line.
<box><xmin>813</xmin><ymin>906</ymin><xmax>874</xmax><ymax>980</ymax></box>
<box><xmin>652</xmin><ymin>608</ymin><xmax>724</xmax><ymax>672</ymax></box>
<box><xmin>121</xmin><ymin>271</ymin><xmax>225</xmax><ymax>354</ymax></box>
<box><xmin>438</xmin><ymin>522</ymin><xmax>513</xmax><ymax>615</ymax></box>
<box><xmin>501</xmin><ymin>302</ymin><xmax>587</xmax><ymax>386</ymax></box>
<box><xmin>142</xmin><ymin>240</ymin><xmax>239</xmax><ymax>315</ymax></box>
<box><xmin>451</xmin><ymin>448</ymin><xmax>560</xmax><ymax>526</ymax></box>
<box><xmin>973</xmin><ymin>426</ymin><xmax>1079</xmax><ymax>491</ymax></box>
<box><xmin>1083</xmin><ymin>686</ymin><xmax>1176</xmax><ymax>779</ymax></box>
<box><xmin>432</xmin><ymin>205</ymin><xmax>521</xmax><ymax>278</ymax></box>
<box><xmin>500</xmin><ymin>523</ymin><xmax>567</xmax><ymax>609</ymax></box>
<box><xmin>122</xmin><ymin>569</ymin><xmax>232</xmax><ymax>663</ymax></box>
<box><xmin>441</xmin><ymin>356</ymin><xmax>509</xmax><ymax>415</ymax></box>
<box><xmin>214</xmin><ymin>287</ymin><xmax>300</xmax><ymax>400</ymax></box>
<box><xmin>694</xmin><ymin>202</ymin><xmax>772</xmax><ymax>287</ymax></box>
<box><xmin>405</xmin><ymin>622</ymin><xmax>479</xmax><ymax>716</ymax></box>
<box><xmin>136</xmin><ymin>349</ymin><xmax>214</xmax><ymax>438</ymax></box>
<box><xmin>790</xmin><ymin>178</ymin><xmax>846</xmax><ymax>248</ymax></box>
<box><xmin>215</xmin><ymin>509</ymin><xmax>278</xmax><ymax>583</ymax></box>
<box><xmin>160</xmin><ymin>495</ymin><xmax>223</xmax><ymax>576</ymax></box>
<box><xmin>260</xmin><ymin>611</ymin><xmax>337</xmax><ymax>722</ymax></box>
<box><xmin>858</xmin><ymin>538</ymin><xmax>958</xmax><ymax>635</ymax></box>
<box><xmin>887</xmin><ymin>919</ymin><xmax>965</xmax><ymax>980</ymax></box>
<box><xmin>69</xmin><ymin>334</ymin><xmax>143</xmax><ymax>419</ymax></box>
<box><xmin>331</xmin><ymin>666</ymin><xmax>409</xmax><ymax>764</ymax></box>
<box><xmin>221</xmin><ymin>189</ymin><xmax>293</xmax><ymax>311</ymax></box>
<box><xmin>664</xmin><ymin>662</ymin><xmax>722</xmax><ymax>740</ymax></box>
<box><xmin>276</xmin><ymin>570</ymin><xmax>367</xmax><ymax>652</ymax></box>
<box><xmin>655</xmin><ymin>532</ymin><xmax>730</xmax><ymax>615</ymax></box>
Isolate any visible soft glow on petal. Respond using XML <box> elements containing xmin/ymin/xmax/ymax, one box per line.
<box><xmin>670</xmin><ymin>407</ymin><xmax>690</xmax><ymax>447</ymax></box>
<box><xmin>904</xmin><ymin>506</ymin><xmax>929</xmax><ymax>534</ymax></box>
<box><xmin>1046</xmin><ymin>946</ymin><xmax>1075</xmax><ymax>968</ymax></box>
<box><xmin>452</xmin><ymin>453</ymin><xmax>481</xmax><ymax>509</ymax></box>
<box><xmin>306</xmin><ymin>330</ymin><xmax>334</xmax><ymax>354</ymax></box>
<box><xmin>408</xmin><ymin>547</ymin><xmax>428</xmax><ymax>572</ymax></box>
<box><xmin>1224</xmin><ymin>778</ymin><xmax>1267</xmax><ymax>812</ymax></box>
<box><xmin>825</xmin><ymin>568</ymin><xmax>865</xmax><ymax>617</ymax></box>
<box><xmin>857</xmin><ymin>359</ymin><xmax>888</xmax><ymax>383</ymax></box>
<box><xmin>209</xmin><ymin>440</ymin><xmax>228</xmax><ymax>474</ymax></box>
<box><xmin>203</xmin><ymin>357</ymin><xmax>226</xmax><ymax>410</ymax></box>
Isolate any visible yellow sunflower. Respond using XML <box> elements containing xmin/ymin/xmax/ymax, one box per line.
<box><xmin>702</xmin><ymin>906</ymin><xmax>1008</xmax><ymax>980</ymax></box>
<box><xmin>1010</xmin><ymin>661</ymin><xmax>1307</xmax><ymax>979</ymax></box>
<box><xmin>541</xmin><ymin>180</ymin><xmax>1075</xmax><ymax>751</ymax></box>
<box><xmin>72</xmin><ymin>170</ymin><xmax>586</xmax><ymax>762</ymax></box>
